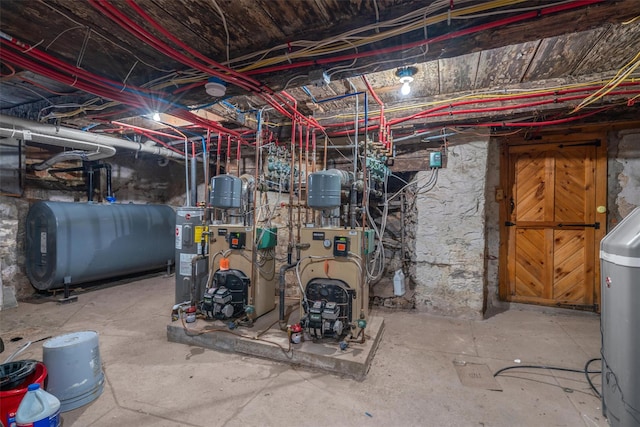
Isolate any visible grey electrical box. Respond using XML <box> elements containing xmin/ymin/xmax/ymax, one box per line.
<box><xmin>600</xmin><ymin>206</ymin><xmax>640</xmax><ymax>427</ymax></box>
<box><xmin>309</xmin><ymin>69</ymin><xmax>330</xmax><ymax>87</ymax></box>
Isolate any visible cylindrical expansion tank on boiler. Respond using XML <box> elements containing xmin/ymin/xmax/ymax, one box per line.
<box><xmin>25</xmin><ymin>201</ymin><xmax>175</xmax><ymax>290</ymax></box>
<box><xmin>209</xmin><ymin>174</ymin><xmax>241</xmax><ymax>209</ymax></box>
<box><xmin>307</xmin><ymin>169</ymin><xmax>351</xmax><ymax>210</ymax></box>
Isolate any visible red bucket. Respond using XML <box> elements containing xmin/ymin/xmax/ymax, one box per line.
<box><xmin>0</xmin><ymin>361</ymin><xmax>48</xmax><ymax>426</ymax></box>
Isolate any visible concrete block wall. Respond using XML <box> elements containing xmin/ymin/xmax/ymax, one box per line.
<box><xmin>413</xmin><ymin>131</ymin><xmax>490</xmax><ymax>319</ymax></box>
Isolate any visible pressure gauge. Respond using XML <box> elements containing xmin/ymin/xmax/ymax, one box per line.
<box><xmin>323</xmin><ymin>239</ymin><xmax>332</xmax><ymax>249</ymax></box>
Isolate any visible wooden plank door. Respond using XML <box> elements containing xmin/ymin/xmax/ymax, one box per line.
<box><xmin>499</xmin><ymin>134</ymin><xmax>607</xmax><ymax>310</ymax></box>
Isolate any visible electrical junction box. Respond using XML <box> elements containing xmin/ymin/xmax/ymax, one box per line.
<box><xmin>229</xmin><ymin>231</ymin><xmax>246</xmax><ymax>249</ymax></box>
<box><xmin>256</xmin><ymin>227</ymin><xmax>277</xmax><ymax>249</ymax></box>
<box><xmin>429</xmin><ymin>151</ymin><xmax>442</xmax><ymax>168</ymax></box>
<box><xmin>364</xmin><ymin>229</ymin><xmax>375</xmax><ymax>255</ymax></box>
<box><xmin>333</xmin><ymin>236</ymin><xmax>349</xmax><ymax>257</ymax></box>
<box><xmin>309</xmin><ymin>69</ymin><xmax>330</xmax><ymax>87</ymax></box>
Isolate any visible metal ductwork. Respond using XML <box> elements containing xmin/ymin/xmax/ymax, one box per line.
<box><xmin>0</xmin><ymin>115</ymin><xmax>184</xmax><ymax>160</ymax></box>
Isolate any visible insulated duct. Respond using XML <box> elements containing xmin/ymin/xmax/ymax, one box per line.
<box><xmin>0</xmin><ymin>115</ymin><xmax>184</xmax><ymax>160</ymax></box>
<box><xmin>30</xmin><ymin>150</ymin><xmax>103</xmax><ymax>171</ymax></box>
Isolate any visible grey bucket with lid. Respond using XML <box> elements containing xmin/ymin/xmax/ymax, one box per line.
<box><xmin>43</xmin><ymin>331</ymin><xmax>105</xmax><ymax>412</ymax></box>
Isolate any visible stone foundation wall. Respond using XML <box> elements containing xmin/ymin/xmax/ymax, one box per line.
<box><xmin>608</xmin><ymin>129</ymin><xmax>640</xmax><ymax>226</ymax></box>
<box><xmin>413</xmin><ymin>131</ymin><xmax>490</xmax><ymax>318</ymax></box>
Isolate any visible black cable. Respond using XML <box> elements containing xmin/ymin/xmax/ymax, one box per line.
<box><xmin>494</xmin><ymin>361</ymin><xmax>602</xmax><ymax>398</ymax></box>
<box><xmin>584</xmin><ymin>358</ymin><xmax>602</xmax><ymax>398</ymax></box>
<box><xmin>494</xmin><ymin>364</ymin><xmax>600</xmax><ymax>377</ymax></box>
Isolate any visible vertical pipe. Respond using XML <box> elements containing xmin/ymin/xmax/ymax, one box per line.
<box><xmin>236</xmin><ymin>137</ymin><xmax>241</xmax><ymax>177</ymax></box>
<box><xmin>297</xmin><ymin>123</ymin><xmax>303</xmax><ymax>244</ymax></box>
<box><xmin>288</xmin><ymin>117</ymin><xmax>296</xmax><ymax>259</ymax></box>
<box><xmin>215</xmin><ymin>132</ymin><xmax>222</xmax><ymax>177</ymax></box>
<box><xmin>305</xmin><ymin>126</ymin><xmax>310</xmax><ymax>224</ymax></box>
<box><xmin>323</xmin><ymin>134</ymin><xmax>328</xmax><ymax>170</ymax></box>
<box><xmin>214</xmin><ymin>133</ymin><xmax>222</xmax><ymax>221</ymax></box>
<box><xmin>190</xmin><ymin>150</ymin><xmax>197</xmax><ymax>206</ymax></box>
<box><xmin>86</xmin><ymin>162</ymin><xmax>94</xmax><ymax>202</ymax></box>
<box><xmin>349</xmin><ymin>81</ymin><xmax>359</xmax><ymax>229</ymax></box>
<box><xmin>226</xmin><ymin>135</ymin><xmax>231</xmax><ymax>174</ymax></box>
<box><xmin>104</xmin><ymin>163</ymin><xmax>113</xmax><ymax>200</ymax></box>
<box><xmin>363</xmin><ymin>92</ymin><xmax>368</xmax><ymax>142</ymax></box>
<box><xmin>205</xmin><ymin>130</ymin><xmax>210</xmax><ymax>192</ymax></box>
<box><xmin>254</xmin><ymin>111</ymin><xmax>262</xmax><ymax>227</ymax></box>
<box><xmin>311</xmin><ymin>130</ymin><xmax>317</xmax><ymax>173</ymax></box>
<box><xmin>251</xmin><ymin>111</ymin><xmax>262</xmax><ymax>308</ymax></box>
<box><xmin>184</xmin><ymin>138</ymin><xmax>190</xmax><ymax>207</ymax></box>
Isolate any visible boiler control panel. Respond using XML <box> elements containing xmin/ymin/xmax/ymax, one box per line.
<box><xmin>229</xmin><ymin>231</ymin><xmax>246</xmax><ymax>249</ymax></box>
<box><xmin>333</xmin><ymin>236</ymin><xmax>349</xmax><ymax>257</ymax></box>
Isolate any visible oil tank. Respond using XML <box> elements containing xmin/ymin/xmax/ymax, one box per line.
<box><xmin>307</xmin><ymin>170</ymin><xmax>350</xmax><ymax>210</ymax></box>
<box><xmin>210</xmin><ymin>174</ymin><xmax>241</xmax><ymax>209</ymax></box>
<box><xmin>26</xmin><ymin>201</ymin><xmax>175</xmax><ymax>290</ymax></box>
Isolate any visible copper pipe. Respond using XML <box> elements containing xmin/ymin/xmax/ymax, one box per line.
<box><xmin>323</xmin><ymin>134</ymin><xmax>328</xmax><ymax>170</ymax></box>
<box><xmin>304</xmin><ymin>125</ymin><xmax>310</xmax><ymax>224</ymax></box>
<box><xmin>297</xmin><ymin>123</ymin><xmax>303</xmax><ymax>245</ymax></box>
<box><xmin>236</xmin><ymin>137</ymin><xmax>241</xmax><ymax>177</ymax></box>
<box><xmin>288</xmin><ymin>118</ymin><xmax>296</xmax><ymax>257</ymax></box>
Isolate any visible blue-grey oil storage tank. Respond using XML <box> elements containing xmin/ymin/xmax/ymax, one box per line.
<box><xmin>26</xmin><ymin>201</ymin><xmax>175</xmax><ymax>290</ymax></box>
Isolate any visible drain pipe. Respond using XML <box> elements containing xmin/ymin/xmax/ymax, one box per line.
<box><xmin>278</xmin><ymin>261</ymin><xmax>297</xmax><ymax>329</ymax></box>
<box><xmin>104</xmin><ymin>163</ymin><xmax>114</xmax><ymax>202</ymax></box>
<box><xmin>85</xmin><ymin>162</ymin><xmax>95</xmax><ymax>202</ymax></box>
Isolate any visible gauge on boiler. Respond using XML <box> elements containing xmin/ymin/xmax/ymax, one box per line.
<box><xmin>323</xmin><ymin>239</ymin><xmax>332</xmax><ymax>249</ymax></box>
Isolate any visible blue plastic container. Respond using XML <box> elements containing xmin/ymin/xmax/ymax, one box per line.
<box><xmin>15</xmin><ymin>383</ymin><xmax>60</xmax><ymax>427</ymax></box>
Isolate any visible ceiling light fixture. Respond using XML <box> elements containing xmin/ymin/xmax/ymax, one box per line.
<box><xmin>396</xmin><ymin>66</ymin><xmax>417</xmax><ymax>96</ymax></box>
<box><xmin>152</xmin><ymin>112</ymin><xmax>161</xmax><ymax>121</ymax></box>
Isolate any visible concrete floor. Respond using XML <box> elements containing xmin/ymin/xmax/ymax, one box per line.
<box><xmin>1</xmin><ymin>275</ymin><xmax>606</xmax><ymax>427</ymax></box>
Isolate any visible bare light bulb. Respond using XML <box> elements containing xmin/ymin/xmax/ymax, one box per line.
<box><xmin>401</xmin><ymin>81</ymin><xmax>411</xmax><ymax>96</ymax></box>
<box><xmin>152</xmin><ymin>112</ymin><xmax>161</xmax><ymax>121</ymax></box>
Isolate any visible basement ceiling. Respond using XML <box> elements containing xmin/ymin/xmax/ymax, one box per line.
<box><xmin>0</xmin><ymin>0</ymin><xmax>639</xmax><ymax>148</ymax></box>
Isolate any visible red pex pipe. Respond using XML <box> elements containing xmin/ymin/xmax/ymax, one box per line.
<box><xmin>322</xmin><ymin>81</ymin><xmax>640</xmax><ymax>130</ymax></box>
<box><xmin>1</xmin><ymin>40</ymin><xmax>244</xmax><ymax>137</ymax></box>
<box><xmin>125</xmin><ymin>0</ymin><xmax>264</xmax><ymax>91</ymax></box>
<box><xmin>1</xmin><ymin>48</ymin><xmax>150</xmax><ymax>107</ymax></box>
<box><xmin>90</xmin><ymin>0</ymin><xmax>257</xmax><ymax>94</ymax></box>
<box><xmin>0</xmin><ymin>37</ymin><xmax>163</xmax><ymax>97</ymax></box>
<box><xmin>465</xmin><ymin>106</ymin><xmax>614</xmax><ymax>128</ymax></box>
<box><xmin>326</xmin><ymin>90</ymin><xmax>639</xmax><ymax>136</ymax></box>
<box><xmin>92</xmin><ymin>1</ymin><xmax>319</xmax><ymax>130</ymax></box>
<box><xmin>244</xmin><ymin>0</ymin><xmax>604</xmax><ymax>76</ymax></box>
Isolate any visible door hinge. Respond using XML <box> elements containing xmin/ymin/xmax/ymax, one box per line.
<box><xmin>505</xmin><ymin>221</ymin><xmax>516</xmax><ymax>227</ymax></box>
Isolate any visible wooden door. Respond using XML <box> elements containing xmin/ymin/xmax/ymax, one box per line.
<box><xmin>499</xmin><ymin>134</ymin><xmax>607</xmax><ymax>310</ymax></box>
